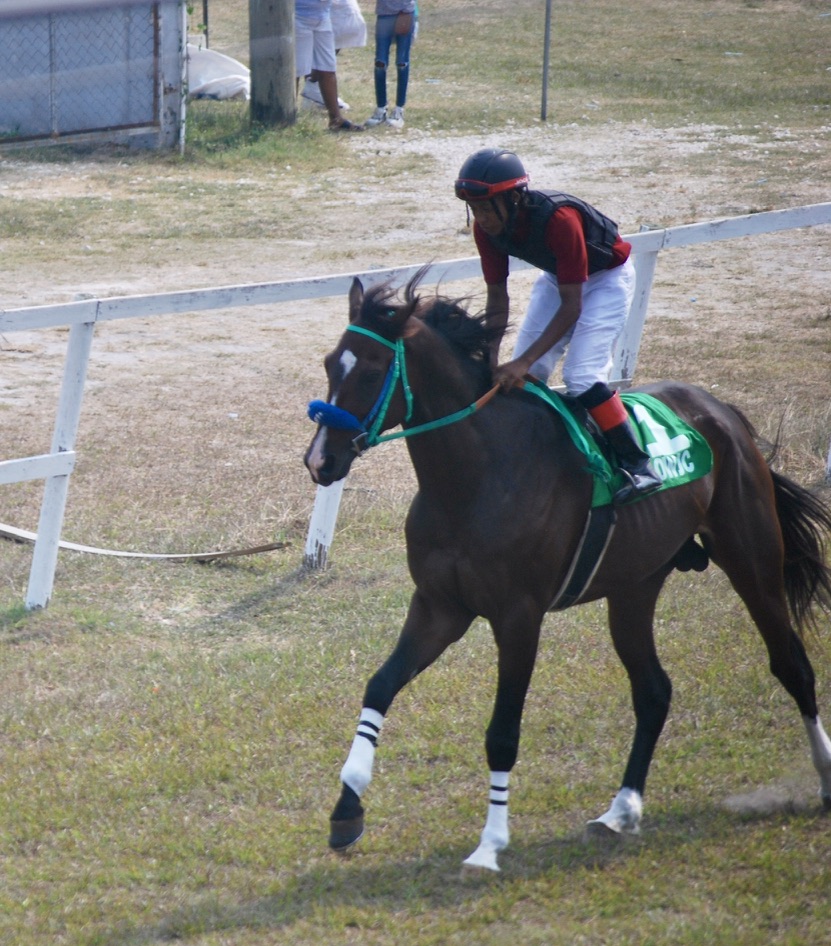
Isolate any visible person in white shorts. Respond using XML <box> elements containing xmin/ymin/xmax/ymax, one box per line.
<box><xmin>295</xmin><ymin>0</ymin><xmax>363</xmax><ymax>131</ymax></box>
<box><xmin>301</xmin><ymin>0</ymin><xmax>367</xmax><ymax>111</ymax></box>
<box><xmin>455</xmin><ymin>147</ymin><xmax>662</xmax><ymax>503</ymax></box>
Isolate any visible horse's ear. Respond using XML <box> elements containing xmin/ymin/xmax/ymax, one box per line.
<box><xmin>348</xmin><ymin>277</ymin><xmax>364</xmax><ymax>324</ymax></box>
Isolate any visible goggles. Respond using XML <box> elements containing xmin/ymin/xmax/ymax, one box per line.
<box><xmin>454</xmin><ymin>175</ymin><xmax>529</xmax><ymax>201</ymax></box>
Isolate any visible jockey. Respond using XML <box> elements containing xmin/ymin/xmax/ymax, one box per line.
<box><xmin>455</xmin><ymin>147</ymin><xmax>662</xmax><ymax>504</ymax></box>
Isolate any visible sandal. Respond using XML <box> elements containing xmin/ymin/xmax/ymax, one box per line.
<box><xmin>328</xmin><ymin>119</ymin><xmax>364</xmax><ymax>133</ymax></box>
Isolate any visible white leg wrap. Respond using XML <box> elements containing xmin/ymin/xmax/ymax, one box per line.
<box><xmin>340</xmin><ymin>708</ymin><xmax>384</xmax><ymax>797</ymax></box>
<box><xmin>587</xmin><ymin>787</ymin><xmax>643</xmax><ymax>835</ymax></box>
<box><xmin>803</xmin><ymin>715</ymin><xmax>831</xmax><ymax>803</ymax></box>
<box><xmin>463</xmin><ymin>771</ymin><xmax>510</xmax><ymax>872</ymax></box>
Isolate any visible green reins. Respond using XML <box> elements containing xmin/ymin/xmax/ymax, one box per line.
<box><xmin>345</xmin><ymin>324</ymin><xmax>501</xmax><ymax>451</ymax></box>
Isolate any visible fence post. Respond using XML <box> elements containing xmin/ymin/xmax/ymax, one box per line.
<box><xmin>612</xmin><ymin>235</ymin><xmax>661</xmax><ymax>386</ymax></box>
<box><xmin>2</xmin><ymin>204</ymin><xmax>829</xmax><ymax>603</ymax></box>
<box><xmin>303</xmin><ymin>480</ymin><xmax>346</xmax><ymax>570</ymax></box>
<box><xmin>26</xmin><ymin>318</ymin><xmax>95</xmax><ymax>609</ymax></box>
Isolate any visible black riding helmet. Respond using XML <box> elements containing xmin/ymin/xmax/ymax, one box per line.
<box><xmin>454</xmin><ymin>148</ymin><xmax>529</xmax><ymax>201</ymax></box>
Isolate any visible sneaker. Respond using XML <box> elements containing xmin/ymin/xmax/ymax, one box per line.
<box><xmin>365</xmin><ymin>106</ymin><xmax>387</xmax><ymax>126</ymax></box>
<box><xmin>299</xmin><ymin>94</ymin><xmax>321</xmax><ymax>111</ymax></box>
<box><xmin>301</xmin><ymin>80</ymin><xmax>350</xmax><ymax>111</ymax></box>
<box><xmin>385</xmin><ymin>106</ymin><xmax>405</xmax><ymax>129</ymax></box>
<box><xmin>301</xmin><ymin>79</ymin><xmax>324</xmax><ymax>108</ymax></box>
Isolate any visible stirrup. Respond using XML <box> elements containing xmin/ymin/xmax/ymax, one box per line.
<box><xmin>613</xmin><ymin>467</ymin><xmax>662</xmax><ymax>505</ymax></box>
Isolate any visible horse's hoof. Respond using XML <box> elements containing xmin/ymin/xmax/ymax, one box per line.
<box><xmin>821</xmin><ymin>793</ymin><xmax>831</xmax><ymax>813</ymax></box>
<box><xmin>461</xmin><ymin>854</ymin><xmax>500</xmax><ymax>874</ymax></box>
<box><xmin>329</xmin><ymin>814</ymin><xmax>365</xmax><ymax>852</ymax></box>
<box><xmin>583</xmin><ymin>820</ymin><xmax>627</xmax><ymax>844</ymax></box>
<box><xmin>460</xmin><ymin>861</ymin><xmax>501</xmax><ymax>880</ymax></box>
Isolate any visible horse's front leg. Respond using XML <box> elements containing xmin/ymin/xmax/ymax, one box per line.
<box><xmin>329</xmin><ymin>590</ymin><xmax>474</xmax><ymax>852</ymax></box>
<box><xmin>464</xmin><ymin>609</ymin><xmax>543</xmax><ymax>873</ymax></box>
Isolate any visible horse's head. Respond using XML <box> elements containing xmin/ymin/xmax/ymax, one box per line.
<box><xmin>304</xmin><ymin>275</ymin><xmax>421</xmax><ymax>485</ymax></box>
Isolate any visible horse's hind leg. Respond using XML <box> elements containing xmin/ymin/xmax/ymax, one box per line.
<box><xmin>723</xmin><ymin>577</ymin><xmax>831</xmax><ymax>807</ymax></box>
<box><xmin>719</xmin><ymin>564</ymin><xmax>831</xmax><ymax>807</ymax></box>
<box><xmin>705</xmin><ymin>475</ymin><xmax>831</xmax><ymax>808</ymax></box>
<box><xmin>803</xmin><ymin>717</ymin><xmax>831</xmax><ymax>809</ymax></box>
<box><xmin>587</xmin><ymin>574</ymin><xmax>672</xmax><ymax>836</ymax></box>
<box><xmin>329</xmin><ymin>590</ymin><xmax>474</xmax><ymax>851</ymax></box>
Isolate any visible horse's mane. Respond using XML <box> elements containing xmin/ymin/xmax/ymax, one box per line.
<box><xmin>360</xmin><ymin>275</ymin><xmax>502</xmax><ymax>390</ymax></box>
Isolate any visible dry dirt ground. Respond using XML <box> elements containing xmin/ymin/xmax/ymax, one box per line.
<box><xmin>2</xmin><ymin>121</ymin><xmax>830</xmax><ymax>302</ymax></box>
<box><xmin>1</xmin><ymin>120</ymin><xmax>830</xmax><ymax>557</ymax></box>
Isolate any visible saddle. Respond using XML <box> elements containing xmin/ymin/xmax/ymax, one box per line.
<box><xmin>523</xmin><ymin>382</ymin><xmax>714</xmax><ymax>609</ymax></box>
<box><xmin>521</xmin><ymin>381</ymin><xmax>713</xmax><ymax>508</ymax></box>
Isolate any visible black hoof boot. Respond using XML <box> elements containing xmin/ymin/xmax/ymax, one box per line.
<box><xmin>329</xmin><ymin>784</ymin><xmax>365</xmax><ymax>852</ymax></box>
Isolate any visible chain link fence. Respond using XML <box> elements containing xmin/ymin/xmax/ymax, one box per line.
<box><xmin>0</xmin><ymin>0</ymin><xmax>183</xmax><ymax>149</ymax></box>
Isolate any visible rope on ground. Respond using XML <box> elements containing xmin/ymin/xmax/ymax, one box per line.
<box><xmin>0</xmin><ymin>523</ymin><xmax>288</xmax><ymax>562</ymax></box>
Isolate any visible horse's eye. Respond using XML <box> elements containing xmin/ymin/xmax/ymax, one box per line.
<box><xmin>323</xmin><ymin>352</ymin><xmax>339</xmax><ymax>379</ymax></box>
<box><xmin>359</xmin><ymin>370</ymin><xmax>383</xmax><ymax>389</ymax></box>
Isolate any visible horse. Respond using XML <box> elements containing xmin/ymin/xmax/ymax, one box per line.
<box><xmin>304</xmin><ymin>272</ymin><xmax>831</xmax><ymax>872</ymax></box>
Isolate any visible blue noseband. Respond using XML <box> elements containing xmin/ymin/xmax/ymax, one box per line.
<box><xmin>307</xmin><ymin>325</ymin><xmax>413</xmax><ymax>453</ymax></box>
<box><xmin>308</xmin><ymin>324</ymin><xmax>502</xmax><ymax>454</ymax></box>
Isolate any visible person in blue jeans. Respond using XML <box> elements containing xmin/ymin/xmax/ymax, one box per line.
<box><xmin>365</xmin><ymin>1</ymin><xmax>417</xmax><ymax>129</ymax></box>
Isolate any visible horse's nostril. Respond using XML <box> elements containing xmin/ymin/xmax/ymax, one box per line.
<box><xmin>310</xmin><ymin>454</ymin><xmax>336</xmax><ymax>486</ymax></box>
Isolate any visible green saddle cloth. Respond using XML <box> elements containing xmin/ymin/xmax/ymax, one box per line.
<box><xmin>522</xmin><ymin>382</ymin><xmax>714</xmax><ymax>507</ymax></box>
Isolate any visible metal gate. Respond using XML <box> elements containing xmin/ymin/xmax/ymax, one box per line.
<box><xmin>0</xmin><ymin>1</ymin><xmax>184</xmax><ymax>150</ymax></box>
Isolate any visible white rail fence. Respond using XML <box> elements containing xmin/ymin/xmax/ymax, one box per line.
<box><xmin>2</xmin><ymin>202</ymin><xmax>830</xmax><ymax>609</ymax></box>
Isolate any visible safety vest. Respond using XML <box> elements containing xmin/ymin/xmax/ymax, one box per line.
<box><xmin>489</xmin><ymin>190</ymin><xmax>620</xmax><ymax>277</ymax></box>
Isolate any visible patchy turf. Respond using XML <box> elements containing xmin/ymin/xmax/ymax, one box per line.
<box><xmin>1</xmin><ymin>1</ymin><xmax>831</xmax><ymax>943</ymax></box>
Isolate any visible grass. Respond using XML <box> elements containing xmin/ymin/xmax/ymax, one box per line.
<box><xmin>184</xmin><ymin>0</ymin><xmax>831</xmax><ymax>142</ymax></box>
<box><xmin>1</xmin><ymin>559</ymin><xmax>830</xmax><ymax>945</ymax></box>
<box><xmin>2</xmin><ymin>1</ymin><xmax>831</xmax><ymax>944</ymax></box>
<box><xmin>4</xmin><ymin>2</ymin><xmax>828</xmax><ymax>292</ymax></box>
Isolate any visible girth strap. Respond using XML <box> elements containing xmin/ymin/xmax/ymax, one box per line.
<box><xmin>549</xmin><ymin>504</ymin><xmax>617</xmax><ymax>610</ymax></box>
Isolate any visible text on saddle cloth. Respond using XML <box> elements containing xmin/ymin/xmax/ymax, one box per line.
<box><xmin>521</xmin><ymin>383</ymin><xmax>714</xmax><ymax>508</ymax></box>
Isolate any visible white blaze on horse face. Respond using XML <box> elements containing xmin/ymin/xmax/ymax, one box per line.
<box><xmin>307</xmin><ymin>427</ymin><xmax>329</xmax><ymax>478</ymax></box>
<box><xmin>339</xmin><ymin>348</ymin><xmax>358</xmax><ymax>389</ymax></box>
<box><xmin>307</xmin><ymin>347</ymin><xmax>360</xmax><ymax>478</ymax></box>
<box><xmin>326</xmin><ymin>348</ymin><xmax>359</xmax><ymax>411</ymax></box>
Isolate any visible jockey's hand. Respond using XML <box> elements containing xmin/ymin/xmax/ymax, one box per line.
<box><xmin>493</xmin><ymin>356</ymin><xmax>533</xmax><ymax>392</ymax></box>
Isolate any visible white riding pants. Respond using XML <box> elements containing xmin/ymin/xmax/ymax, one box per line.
<box><xmin>512</xmin><ymin>257</ymin><xmax>635</xmax><ymax>395</ymax></box>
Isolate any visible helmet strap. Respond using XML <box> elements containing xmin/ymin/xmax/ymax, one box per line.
<box><xmin>491</xmin><ymin>191</ymin><xmax>519</xmax><ymax>236</ymax></box>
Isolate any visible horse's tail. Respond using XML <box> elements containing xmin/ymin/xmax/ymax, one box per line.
<box><xmin>771</xmin><ymin>468</ymin><xmax>831</xmax><ymax>638</ymax></box>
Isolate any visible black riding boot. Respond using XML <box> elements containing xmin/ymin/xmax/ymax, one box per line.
<box><xmin>577</xmin><ymin>382</ymin><xmax>663</xmax><ymax>504</ymax></box>
<box><xmin>604</xmin><ymin>420</ymin><xmax>663</xmax><ymax>504</ymax></box>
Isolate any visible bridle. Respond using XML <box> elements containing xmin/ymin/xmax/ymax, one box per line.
<box><xmin>307</xmin><ymin>324</ymin><xmax>500</xmax><ymax>456</ymax></box>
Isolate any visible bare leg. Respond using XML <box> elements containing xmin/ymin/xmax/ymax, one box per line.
<box><xmin>316</xmin><ymin>70</ymin><xmax>345</xmax><ymax>128</ymax></box>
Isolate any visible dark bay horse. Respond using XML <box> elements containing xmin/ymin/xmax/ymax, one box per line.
<box><xmin>304</xmin><ymin>274</ymin><xmax>831</xmax><ymax>872</ymax></box>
